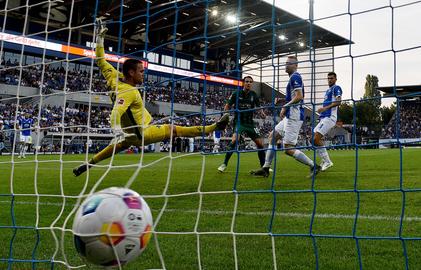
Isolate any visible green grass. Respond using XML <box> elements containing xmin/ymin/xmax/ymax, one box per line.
<box><xmin>0</xmin><ymin>148</ymin><xmax>420</xmax><ymax>269</ymax></box>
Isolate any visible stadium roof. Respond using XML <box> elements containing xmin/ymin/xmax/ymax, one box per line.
<box><xmin>2</xmin><ymin>0</ymin><xmax>351</xmax><ymax>66</ymax></box>
<box><xmin>378</xmin><ymin>85</ymin><xmax>421</xmax><ymax>98</ymax></box>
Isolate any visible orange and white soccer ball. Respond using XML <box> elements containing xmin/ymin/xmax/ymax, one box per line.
<box><xmin>72</xmin><ymin>187</ymin><xmax>153</xmax><ymax>267</ymax></box>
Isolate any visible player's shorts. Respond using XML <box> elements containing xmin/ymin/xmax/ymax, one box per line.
<box><xmin>20</xmin><ymin>135</ymin><xmax>32</xmax><ymax>144</ymax></box>
<box><xmin>213</xmin><ymin>137</ymin><xmax>221</xmax><ymax>144</ymax></box>
<box><xmin>314</xmin><ymin>117</ymin><xmax>336</xmax><ymax>136</ymax></box>
<box><xmin>233</xmin><ymin>123</ymin><xmax>261</xmax><ymax>141</ymax></box>
<box><xmin>274</xmin><ymin>118</ymin><xmax>303</xmax><ymax>146</ymax></box>
<box><xmin>116</xmin><ymin>124</ymin><xmax>172</xmax><ymax>147</ymax></box>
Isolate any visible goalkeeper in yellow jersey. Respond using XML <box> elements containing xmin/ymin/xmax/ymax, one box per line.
<box><xmin>73</xmin><ymin>21</ymin><xmax>228</xmax><ymax>177</ymax></box>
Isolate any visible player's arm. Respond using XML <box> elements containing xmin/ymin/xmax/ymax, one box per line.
<box><xmin>284</xmin><ymin>89</ymin><xmax>303</xmax><ymax>106</ymax></box>
<box><xmin>33</xmin><ymin>118</ymin><xmax>40</xmax><ymax>134</ymax></box>
<box><xmin>15</xmin><ymin>119</ymin><xmax>21</xmax><ymax>131</ymax></box>
<box><xmin>317</xmin><ymin>97</ymin><xmax>341</xmax><ymax>113</ymax></box>
<box><xmin>95</xmin><ymin>20</ymin><xmax>123</xmax><ymax>89</ymax></box>
<box><xmin>317</xmin><ymin>86</ymin><xmax>342</xmax><ymax>113</ymax></box>
<box><xmin>223</xmin><ymin>103</ymin><xmax>230</xmax><ymax>112</ymax></box>
<box><xmin>281</xmin><ymin>75</ymin><xmax>304</xmax><ymax>117</ymax></box>
<box><xmin>225</xmin><ymin>92</ymin><xmax>236</xmax><ymax>112</ymax></box>
<box><xmin>254</xmin><ymin>94</ymin><xmax>266</xmax><ymax>118</ymax></box>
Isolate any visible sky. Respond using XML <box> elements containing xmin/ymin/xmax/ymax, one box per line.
<box><xmin>261</xmin><ymin>0</ymin><xmax>421</xmax><ymax>106</ymax></box>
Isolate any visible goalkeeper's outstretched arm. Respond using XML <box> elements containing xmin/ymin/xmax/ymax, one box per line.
<box><xmin>95</xmin><ymin>20</ymin><xmax>123</xmax><ymax>91</ymax></box>
<box><xmin>94</xmin><ymin>20</ymin><xmax>135</xmax><ymax>135</ymax></box>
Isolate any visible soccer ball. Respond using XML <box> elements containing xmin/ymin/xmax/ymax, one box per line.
<box><xmin>72</xmin><ymin>187</ymin><xmax>153</xmax><ymax>267</ymax></box>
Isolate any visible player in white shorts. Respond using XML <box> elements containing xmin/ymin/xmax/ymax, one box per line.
<box><xmin>20</xmin><ymin>134</ymin><xmax>32</xmax><ymax>144</ymax></box>
<box><xmin>251</xmin><ymin>55</ymin><xmax>320</xmax><ymax>178</ymax></box>
<box><xmin>17</xmin><ymin>112</ymin><xmax>34</xmax><ymax>158</ymax></box>
<box><xmin>212</xmin><ymin>130</ymin><xmax>222</xmax><ymax>153</ymax></box>
<box><xmin>314</xmin><ymin>72</ymin><xmax>342</xmax><ymax>171</ymax></box>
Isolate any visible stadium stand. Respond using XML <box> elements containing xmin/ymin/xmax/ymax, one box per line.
<box><xmin>382</xmin><ymin>100</ymin><xmax>421</xmax><ymax>139</ymax></box>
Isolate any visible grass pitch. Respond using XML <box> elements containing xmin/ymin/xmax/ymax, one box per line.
<box><xmin>0</xmin><ymin>148</ymin><xmax>420</xmax><ymax>269</ymax></box>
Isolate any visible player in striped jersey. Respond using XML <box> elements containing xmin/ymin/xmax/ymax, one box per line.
<box><xmin>17</xmin><ymin>112</ymin><xmax>34</xmax><ymax>158</ymax></box>
<box><xmin>212</xmin><ymin>130</ymin><xmax>222</xmax><ymax>153</ymax></box>
<box><xmin>314</xmin><ymin>72</ymin><xmax>342</xmax><ymax>171</ymax></box>
<box><xmin>251</xmin><ymin>55</ymin><xmax>320</xmax><ymax>178</ymax></box>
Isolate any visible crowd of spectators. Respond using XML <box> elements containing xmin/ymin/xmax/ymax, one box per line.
<box><xmin>381</xmin><ymin>101</ymin><xmax>421</xmax><ymax>139</ymax></box>
<box><xmin>0</xmin><ymin>59</ymin><xmax>278</xmax><ymax>113</ymax></box>
<box><xmin>0</xmin><ymin>103</ymin><xmax>112</xmax><ymax>134</ymax></box>
<box><xmin>144</xmin><ymin>85</ymin><xmax>229</xmax><ymax>110</ymax></box>
<box><xmin>0</xmin><ymin>59</ymin><xmax>108</xmax><ymax>93</ymax></box>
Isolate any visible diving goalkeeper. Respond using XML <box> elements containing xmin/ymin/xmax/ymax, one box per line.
<box><xmin>73</xmin><ymin>21</ymin><xmax>228</xmax><ymax>177</ymax></box>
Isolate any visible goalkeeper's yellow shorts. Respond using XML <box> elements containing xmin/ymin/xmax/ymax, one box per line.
<box><xmin>119</xmin><ymin>112</ymin><xmax>172</xmax><ymax>146</ymax></box>
<box><xmin>121</xmin><ymin>124</ymin><xmax>172</xmax><ymax>146</ymax></box>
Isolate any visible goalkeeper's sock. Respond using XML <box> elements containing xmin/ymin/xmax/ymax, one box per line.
<box><xmin>91</xmin><ymin>143</ymin><xmax>125</xmax><ymax>164</ymax></box>
<box><xmin>223</xmin><ymin>141</ymin><xmax>236</xmax><ymax>165</ymax></box>
<box><xmin>292</xmin><ymin>150</ymin><xmax>314</xmax><ymax>167</ymax></box>
<box><xmin>257</xmin><ymin>147</ymin><xmax>266</xmax><ymax>167</ymax></box>
<box><xmin>175</xmin><ymin>124</ymin><xmax>216</xmax><ymax>137</ymax></box>
<box><xmin>263</xmin><ymin>144</ymin><xmax>275</xmax><ymax>168</ymax></box>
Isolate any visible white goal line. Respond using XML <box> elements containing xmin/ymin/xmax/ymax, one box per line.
<box><xmin>1</xmin><ymin>200</ymin><xmax>420</xmax><ymax>222</ymax></box>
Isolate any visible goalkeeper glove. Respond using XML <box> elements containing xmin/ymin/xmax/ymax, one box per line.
<box><xmin>112</xmin><ymin>126</ymin><xmax>136</xmax><ymax>144</ymax></box>
<box><xmin>96</xmin><ymin>18</ymin><xmax>108</xmax><ymax>46</ymax></box>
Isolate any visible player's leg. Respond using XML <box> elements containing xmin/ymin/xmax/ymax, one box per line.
<box><xmin>0</xmin><ymin>142</ymin><xmax>4</xmax><ymax>155</ymax></box>
<box><xmin>212</xmin><ymin>134</ymin><xmax>220</xmax><ymax>153</ymax></box>
<box><xmin>143</xmin><ymin>114</ymin><xmax>228</xmax><ymax>144</ymax></box>
<box><xmin>73</xmin><ymin>115</ymin><xmax>135</xmax><ymax>176</ymax></box>
<box><xmin>23</xmin><ymin>143</ymin><xmax>29</xmax><ymax>158</ymax></box>
<box><xmin>23</xmin><ymin>136</ymin><xmax>32</xmax><ymax>158</ymax></box>
<box><xmin>314</xmin><ymin>132</ymin><xmax>333</xmax><ymax>170</ymax></box>
<box><xmin>19</xmin><ymin>143</ymin><xmax>25</xmax><ymax>158</ymax></box>
<box><xmin>265</xmin><ymin>119</ymin><xmax>287</xmax><ymax>168</ymax></box>
<box><xmin>218</xmin><ymin>133</ymin><xmax>237</xmax><ymax>172</ymax></box>
<box><xmin>73</xmin><ymin>140</ymin><xmax>131</xmax><ymax>177</ymax></box>
<box><xmin>18</xmin><ymin>136</ymin><xmax>25</xmax><ymax>158</ymax></box>
<box><xmin>284</xmin><ymin>143</ymin><xmax>313</xmax><ymax>167</ymax></box>
<box><xmin>174</xmin><ymin>113</ymin><xmax>229</xmax><ymax>137</ymax></box>
<box><xmin>250</xmin><ymin>129</ymin><xmax>281</xmax><ymax>177</ymax></box>
<box><xmin>212</xmin><ymin>139</ymin><xmax>220</xmax><ymax>153</ymax></box>
<box><xmin>283</xmin><ymin>119</ymin><xmax>320</xmax><ymax>178</ymax></box>
<box><xmin>313</xmin><ymin>118</ymin><xmax>335</xmax><ymax>171</ymax></box>
<box><xmin>255</xmin><ymin>138</ymin><xmax>266</xmax><ymax>167</ymax></box>
<box><xmin>74</xmin><ymin>113</ymin><xmax>230</xmax><ymax>176</ymax></box>
<box><xmin>248</xmin><ymin>126</ymin><xmax>265</xmax><ymax>167</ymax></box>
<box><xmin>140</xmin><ymin>113</ymin><xmax>229</xmax><ymax>146</ymax></box>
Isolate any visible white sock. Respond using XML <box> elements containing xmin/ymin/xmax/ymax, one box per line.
<box><xmin>19</xmin><ymin>144</ymin><xmax>24</xmax><ymax>156</ymax></box>
<box><xmin>317</xmin><ymin>148</ymin><xmax>331</xmax><ymax>163</ymax></box>
<box><xmin>263</xmin><ymin>144</ymin><xmax>275</xmax><ymax>168</ymax></box>
<box><xmin>293</xmin><ymin>150</ymin><xmax>314</xmax><ymax>167</ymax></box>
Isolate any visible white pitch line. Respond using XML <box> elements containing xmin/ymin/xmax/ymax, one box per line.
<box><xmin>1</xmin><ymin>200</ymin><xmax>421</xmax><ymax>222</ymax></box>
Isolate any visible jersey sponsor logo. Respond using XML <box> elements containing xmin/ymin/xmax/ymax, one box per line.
<box><xmin>118</xmin><ymin>98</ymin><xmax>125</xmax><ymax>105</ymax></box>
